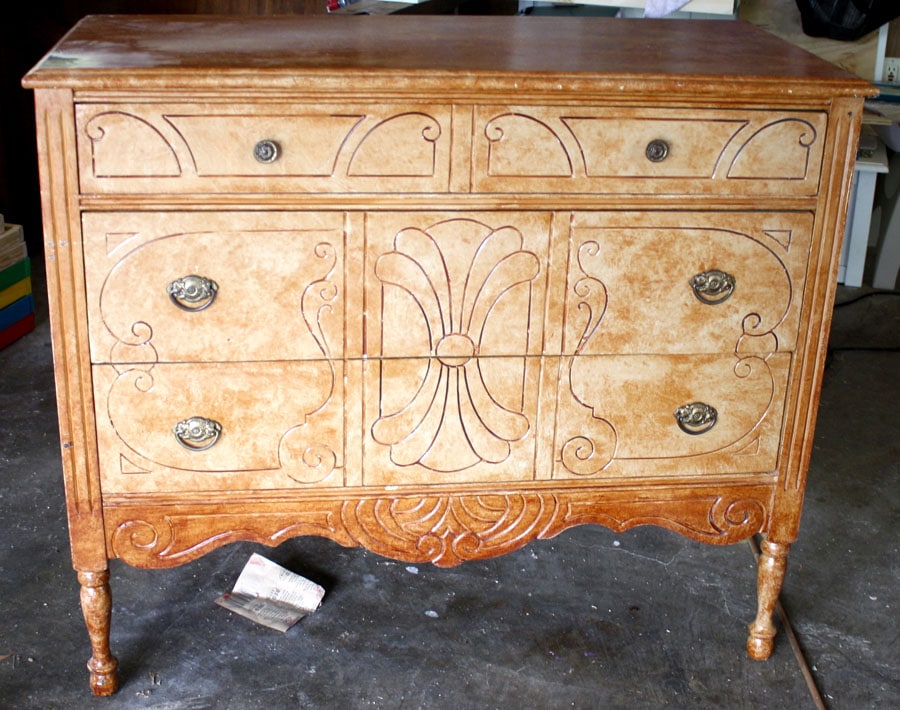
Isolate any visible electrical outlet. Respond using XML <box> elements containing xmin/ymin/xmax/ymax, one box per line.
<box><xmin>884</xmin><ymin>57</ymin><xmax>900</xmax><ymax>84</ymax></box>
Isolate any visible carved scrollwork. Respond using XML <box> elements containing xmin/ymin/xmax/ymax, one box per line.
<box><xmin>372</xmin><ymin>219</ymin><xmax>539</xmax><ymax>472</ymax></box>
<box><xmin>85</xmin><ymin>111</ymin><xmax>181</xmax><ymax>177</ymax></box>
<box><xmin>340</xmin><ymin>494</ymin><xmax>560</xmax><ymax>566</ymax></box>
<box><xmin>348</xmin><ymin>112</ymin><xmax>442</xmax><ymax>177</ymax></box>
<box><xmin>109</xmin><ymin>508</ymin><xmax>352</xmax><ymax>568</ymax></box>
<box><xmin>106</xmin><ymin>486</ymin><xmax>771</xmax><ymax>569</ymax></box>
<box><xmin>560</xmin><ymin>433</ymin><xmax>616</xmax><ymax>476</ymax></box>
<box><xmin>571</xmin><ymin>240</ymin><xmax>607</xmax><ymax>355</ymax></box>
<box><xmin>556</xmin><ymin>491</ymin><xmax>769</xmax><ymax>544</ymax></box>
<box><xmin>485</xmin><ymin>113</ymin><xmax>573</xmax><ymax>177</ymax></box>
<box><xmin>711</xmin><ymin>495</ymin><xmax>767</xmax><ymax>534</ymax></box>
<box><xmin>111</xmin><ymin>518</ymin><xmax>175</xmax><ymax>560</ymax></box>
<box><xmin>556</xmin><ymin>245</ymin><xmax>616</xmax><ymax>476</ymax></box>
<box><xmin>284</xmin><ymin>443</ymin><xmax>339</xmax><ymax>485</ymax></box>
<box><xmin>727</xmin><ymin>118</ymin><xmax>818</xmax><ymax>180</ymax></box>
<box><xmin>301</xmin><ymin>242</ymin><xmax>339</xmax><ymax>360</ymax></box>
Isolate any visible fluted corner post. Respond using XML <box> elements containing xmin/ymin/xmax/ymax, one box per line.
<box><xmin>77</xmin><ymin>570</ymin><xmax>119</xmax><ymax>696</ymax></box>
<box><xmin>746</xmin><ymin>538</ymin><xmax>790</xmax><ymax>660</ymax></box>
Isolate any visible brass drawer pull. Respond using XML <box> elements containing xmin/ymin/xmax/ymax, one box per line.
<box><xmin>645</xmin><ymin>138</ymin><xmax>669</xmax><ymax>162</ymax></box>
<box><xmin>690</xmin><ymin>269</ymin><xmax>735</xmax><ymax>305</ymax></box>
<box><xmin>674</xmin><ymin>402</ymin><xmax>718</xmax><ymax>435</ymax></box>
<box><xmin>253</xmin><ymin>139</ymin><xmax>280</xmax><ymax>163</ymax></box>
<box><xmin>173</xmin><ymin>416</ymin><xmax>222</xmax><ymax>451</ymax></box>
<box><xmin>167</xmin><ymin>275</ymin><xmax>219</xmax><ymax>312</ymax></box>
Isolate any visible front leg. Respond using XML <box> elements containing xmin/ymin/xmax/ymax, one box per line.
<box><xmin>746</xmin><ymin>538</ymin><xmax>790</xmax><ymax>660</ymax></box>
<box><xmin>77</xmin><ymin>570</ymin><xmax>119</xmax><ymax>696</ymax></box>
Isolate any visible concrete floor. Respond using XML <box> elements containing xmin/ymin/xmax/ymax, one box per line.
<box><xmin>0</xmin><ymin>263</ymin><xmax>897</xmax><ymax>709</ymax></box>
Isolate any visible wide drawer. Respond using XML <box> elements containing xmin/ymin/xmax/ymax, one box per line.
<box><xmin>562</xmin><ymin>211</ymin><xmax>813</xmax><ymax>355</ymax></box>
<box><xmin>93</xmin><ymin>361</ymin><xmax>345</xmax><ymax>493</ymax></box>
<box><xmin>76</xmin><ymin>103</ymin><xmax>452</xmax><ymax>194</ymax></box>
<box><xmin>472</xmin><ymin>106</ymin><xmax>826</xmax><ymax>197</ymax></box>
<box><xmin>85</xmin><ymin>209</ymin><xmax>806</xmax><ymax>366</ymax></box>
<box><xmin>83</xmin><ymin>211</ymin><xmax>346</xmax><ymax>364</ymax></box>
<box><xmin>97</xmin><ymin>350</ymin><xmax>785</xmax><ymax>494</ymax></box>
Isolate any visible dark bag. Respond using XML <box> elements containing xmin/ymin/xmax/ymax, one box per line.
<box><xmin>795</xmin><ymin>0</ymin><xmax>900</xmax><ymax>41</ymax></box>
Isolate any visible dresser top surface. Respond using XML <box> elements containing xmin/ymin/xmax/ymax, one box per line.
<box><xmin>23</xmin><ymin>14</ymin><xmax>873</xmax><ymax>98</ymax></box>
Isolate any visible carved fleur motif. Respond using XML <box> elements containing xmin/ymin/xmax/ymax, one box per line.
<box><xmin>373</xmin><ymin>219</ymin><xmax>540</xmax><ymax>472</ymax></box>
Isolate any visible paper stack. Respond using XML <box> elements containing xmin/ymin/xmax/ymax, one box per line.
<box><xmin>0</xmin><ymin>215</ymin><xmax>35</xmax><ymax>350</ymax></box>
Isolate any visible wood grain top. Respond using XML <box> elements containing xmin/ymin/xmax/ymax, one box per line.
<box><xmin>23</xmin><ymin>15</ymin><xmax>875</xmax><ymax>98</ymax></box>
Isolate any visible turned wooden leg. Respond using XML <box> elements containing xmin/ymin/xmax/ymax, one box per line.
<box><xmin>747</xmin><ymin>539</ymin><xmax>790</xmax><ymax>660</ymax></box>
<box><xmin>77</xmin><ymin>570</ymin><xmax>119</xmax><ymax>696</ymax></box>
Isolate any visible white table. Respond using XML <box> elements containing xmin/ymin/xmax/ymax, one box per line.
<box><xmin>839</xmin><ymin>135</ymin><xmax>889</xmax><ymax>287</ymax></box>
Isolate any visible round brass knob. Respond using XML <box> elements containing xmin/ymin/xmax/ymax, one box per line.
<box><xmin>253</xmin><ymin>139</ymin><xmax>280</xmax><ymax>164</ymax></box>
<box><xmin>645</xmin><ymin>139</ymin><xmax>670</xmax><ymax>163</ymax></box>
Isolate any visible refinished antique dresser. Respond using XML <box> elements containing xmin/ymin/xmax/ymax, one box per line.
<box><xmin>23</xmin><ymin>15</ymin><xmax>874</xmax><ymax>695</ymax></box>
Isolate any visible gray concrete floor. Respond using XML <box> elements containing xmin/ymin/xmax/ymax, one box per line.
<box><xmin>0</xmin><ymin>263</ymin><xmax>897</xmax><ymax>709</ymax></box>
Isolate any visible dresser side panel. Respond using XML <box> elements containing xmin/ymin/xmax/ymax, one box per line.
<box><xmin>769</xmin><ymin>96</ymin><xmax>866</xmax><ymax>541</ymax></box>
<box><xmin>33</xmin><ymin>89</ymin><xmax>108</xmax><ymax>570</ymax></box>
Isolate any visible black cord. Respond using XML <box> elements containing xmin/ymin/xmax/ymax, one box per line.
<box><xmin>834</xmin><ymin>290</ymin><xmax>900</xmax><ymax>308</ymax></box>
<box><xmin>829</xmin><ymin>290</ymin><xmax>900</xmax><ymax>354</ymax></box>
<box><xmin>828</xmin><ymin>346</ymin><xmax>900</xmax><ymax>353</ymax></box>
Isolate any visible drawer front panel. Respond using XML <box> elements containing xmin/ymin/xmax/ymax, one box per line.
<box><xmin>76</xmin><ymin>103</ymin><xmax>452</xmax><ymax>194</ymax></box>
<box><xmin>563</xmin><ymin>212</ymin><xmax>812</xmax><ymax>355</ymax></box>
<box><xmin>94</xmin><ymin>361</ymin><xmax>344</xmax><ymax>493</ymax></box>
<box><xmin>472</xmin><ymin>107</ymin><xmax>826</xmax><ymax>196</ymax></box>
<box><xmin>83</xmin><ymin>211</ymin><xmax>346</xmax><ymax>364</ymax></box>
<box><xmin>87</xmin><ymin>210</ymin><xmax>797</xmax><ymax>493</ymax></box>
<box><xmin>552</xmin><ymin>352</ymin><xmax>790</xmax><ymax>478</ymax></box>
<box><xmin>363</xmin><ymin>211</ymin><xmax>555</xmax><ymax>360</ymax></box>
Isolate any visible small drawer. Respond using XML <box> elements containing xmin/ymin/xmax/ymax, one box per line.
<box><xmin>76</xmin><ymin>102</ymin><xmax>452</xmax><ymax>194</ymax></box>
<box><xmin>472</xmin><ymin>106</ymin><xmax>826</xmax><ymax>197</ymax></box>
<box><xmin>94</xmin><ymin>361</ymin><xmax>344</xmax><ymax>493</ymax></box>
<box><xmin>563</xmin><ymin>211</ymin><xmax>813</xmax><ymax>356</ymax></box>
<box><xmin>552</xmin><ymin>352</ymin><xmax>791</xmax><ymax>478</ymax></box>
<box><xmin>83</xmin><ymin>211</ymin><xmax>346</xmax><ymax>364</ymax></box>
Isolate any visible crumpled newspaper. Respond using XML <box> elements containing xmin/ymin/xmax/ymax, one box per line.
<box><xmin>215</xmin><ymin>553</ymin><xmax>325</xmax><ymax>632</ymax></box>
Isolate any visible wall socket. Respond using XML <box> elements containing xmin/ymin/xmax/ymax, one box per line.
<box><xmin>884</xmin><ymin>57</ymin><xmax>900</xmax><ymax>84</ymax></box>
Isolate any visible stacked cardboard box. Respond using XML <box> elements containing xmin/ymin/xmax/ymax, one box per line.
<box><xmin>0</xmin><ymin>215</ymin><xmax>34</xmax><ymax>349</ymax></box>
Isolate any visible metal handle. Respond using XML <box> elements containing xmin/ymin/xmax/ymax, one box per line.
<box><xmin>645</xmin><ymin>139</ymin><xmax>669</xmax><ymax>163</ymax></box>
<box><xmin>253</xmin><ymin>139</ymin><xmax>280</xmax><ymax>164</ymax></box>
<box><xmin>690</xmin><ymin>270</ymin><xmax>735</xmax><ymax>305</ymax></box>
<box><xmin>167</xmin><ymin>275</ymin><xmax>218</xmax><ymax>312</ymax></box>
<box><xmin>173</xmin><ymin>416</ymin><xmax>222</xmax><ymax>451</ymax></box>
<box><xmin>674</xmin><ymin>402</ymin><xmax>718</xmax><ymax>435</ymax></box>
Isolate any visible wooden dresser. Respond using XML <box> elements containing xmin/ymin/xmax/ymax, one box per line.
<box><xmin>23</xmin><ymin>15</ymin><xmax>874</xmax><ymax>695</ymax></box>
